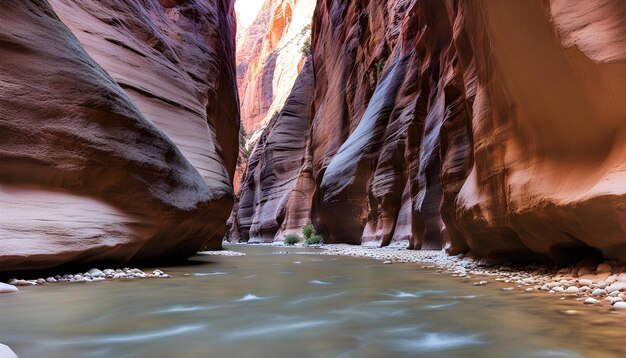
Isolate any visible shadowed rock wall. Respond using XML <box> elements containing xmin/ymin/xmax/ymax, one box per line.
<box><xmin>0</xmin><ymin>0</ymin><xmax>239</xmax><ymax>270</ymax></box>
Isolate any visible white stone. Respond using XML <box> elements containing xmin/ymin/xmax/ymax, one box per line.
<box><xmin>46</xmin><ymin>277</ymin><xmax>56</xmax><ymax>283</ymax></box>
<box><xmin>612</xmin><ymin>302</ymin><xmax>626</xmax><ymax>310</ymax></box>
<box><xmin>0</xmin><ymin>344</ymin><xmax>17</xmax><ymax>358</ymax></box>
<box><xmin>592</xmin><ymin>288</ymin><xmax>606</xmax><ymax>296</ymax></box>
<box><xmin>606</xmin><ymin>282</ymin><xmax>626</xmax><ymax>293</ymax></box>
<box><xmin>584</xmin><ymin>297</ymin><xmax>598</xmax><ymax>305</ymax></box>
<box><xmin>578</xmin><ymin>279</ymin><xmax>593</xmax><ymax>286</ymax></box>
<box><xmin>0</xmin><ymin>283</ymin><xmax>18</xmax><ymax>294</ymax></box>
<box><xmin>552</xmin><ymin>286</ymin><xmax>565</xmax><ymax>293</ymax></box>
<box><xmin>564</xmin><ymin>286</ymin><xmax>579</xmax><ymax>293</ymax></box>
<box><xmin>87</xmin><ymin>268</ymin><xmax>104</xmax><ymax>277</ymax></box>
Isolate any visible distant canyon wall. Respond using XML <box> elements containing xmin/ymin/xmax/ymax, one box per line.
<box><xmin>231</xmin><ymin>0</ymin><xmax>626</xmax><ymax>265</ymax></box>
<box><xmin>234</xmin><ymin>0</ymin><xmax>315</xmax><ymax>190</ymax></box>
<box><xmin>0</xmin><ymin>0</ymin><xmax>239</xmax><ymax>271</ymax></box>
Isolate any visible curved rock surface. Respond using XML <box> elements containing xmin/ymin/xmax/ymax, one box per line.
<box><xmin>234</xmin><ymin>0</ymin><xmax>314</xmax><ymax>191</ymax></box>
<box><xmin>0</xmin><ymin>0</ymin><xmax>238</xmax><ymax>271</ymax></box>
<box><xmin>232</xmin><ymin>0</ymin><xmax>626</xmax><ymax>264</ymax></box>
<box><xmin>231</xmin><ymin>60</ymin><xmax>314</xmax><ymax>242</ymax></box>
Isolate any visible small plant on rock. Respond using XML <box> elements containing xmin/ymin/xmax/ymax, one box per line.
<box><xmin>284</xmin><ymin>234</ymin><xmax>300</xmax><ymax>245</ymax></box>
<box><xmin>305</xmin><ymin>234</ymin><xmax>322</xmax><ymax>245</ymax></box>
<box><xmin>302</xmin><ymin>223</ymin><xmax>315</xmax><ymax>240</ymax></box>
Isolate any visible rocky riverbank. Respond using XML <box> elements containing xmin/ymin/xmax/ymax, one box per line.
<box><xmin>227</xmin><ymin>242</ymin><xmax>626</xmax><ymax>310</ymax></box>
<box><xmin>317</xmin><ymin>244</ymin><xmax>626</xmax><ymax>310</ymax></box>
<box><xmin>0</xmin><ymin>268</ymin><xmax>170</xmax><ymax>294</ymax></box>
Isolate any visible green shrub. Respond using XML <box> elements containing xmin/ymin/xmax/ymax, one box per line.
<box><xmin>302</xmin><ymin>223</ymin><xmax>315</xmax><ymax>240</ymax></box>
<box><xmin>284</xmin><ymin>234</ymin><xmax>300</xmax><ymax>245</ymax></box>
<box><xmin>300</xmin><ymin>36</ymin><xmax>311</xmax><ymax>56</ymax></box>
<box><xmin>305</xmin><ymin>234</ymin><xmax>322</xmax><ymax>245</ymax></box>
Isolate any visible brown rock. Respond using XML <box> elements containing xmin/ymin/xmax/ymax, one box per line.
<box><xmin>0</xmin><ymin>0</ymin><xmax>238</xmax><ymax>270</ymax></box>
<box><xmin>233</xmin><ymin>0</ymin><xmax>626</xmax><ymax>265</ymax></box>
<box><xmin>231</xmin><ymin>60</ymin><xmax>314</xmax><ymax>242</ymax></box>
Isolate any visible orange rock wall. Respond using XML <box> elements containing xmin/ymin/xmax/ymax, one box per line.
<box><xmin>232</xmin><ymin>0</ymin><xmax>626</xmax><ymax>265</ymax></box>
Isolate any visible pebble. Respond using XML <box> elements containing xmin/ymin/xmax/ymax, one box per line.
<box><xmin>383</xmin><ymin>260</ymin><xmax>392</xmax><ymax>264</ymax></box>
<box><xmin>473</xmin><ymin>281</ymin><xmax>488</xmax><ymax>286</ymax></box>
<box><xmin>502</xmin><ymin>287</ymin><xmax>514</xmax><ymax>291</ymax></box>
<box><xmin>2</xmin><ymin>267</ymin><xmax>170</xmax><ymax>290</ymax></box>
<box><xmin>564</xmin><ymin>286</ymin><xmax>580</xmax><ymax>293</ymax></box>
<box><xmin>612</xmin><ymin>302</ymin><xmax>626</xmax><ymax>310</ymax></box>
<box><xmin>597</xmin><ymin>263</ymin><xmax>613</xmax><ymax>274</ymax></box>
<box><xmin>578</xmin><ymin>279</ymin><xmax>593</xmax><ymax>286</ymax></box>
<box><xmin>606</xmin><ymin>282</ymin><xmax>626</xmax><ymax>293</ymax></box>
<box><xmin>0</xmin><ymin>344</ymin><xmax>17</xmax><ymax>358</ymax></box>
<box><xmin>0</xmin><ymin>283</ymin><xmax>19</xmax><ymax>294</ymax></box>
<box><xmin>87</xmin><ymin>268</ymin><xmax>104</xmax><ymax>277</ymax></box>
<box><xmin>592</xmin><ymin>288</ymin><xmax>606</xmax><ymax>296</ymax></box>
<box><xmin>584</xmin><ymin>298</ymin><xmax>598</xmax><ymax>305</ymax></box>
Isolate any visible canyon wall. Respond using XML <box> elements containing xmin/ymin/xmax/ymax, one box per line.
<box><xmin>231</xmin><ymin>0</ymin><xmax>626</xmax><ymax>265</ymax></box>
<box><xmin>234</xmin><ymin>0</ymin><xmax>315</xmax><ymax>189</ymax></box>
<box><xmin>0</xmin><ymin>0</ymin><xmax>238</xmax><ymax>271</ymax></box>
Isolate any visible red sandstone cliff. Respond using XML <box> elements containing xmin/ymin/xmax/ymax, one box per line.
<box><xmin>0</xmin><ymin>0</ymin><xmax>238</xmax><ymax>270</ymax></box>
<box><xmin>234</xmin><ymin>0</ymin><xmax>315</xmax><ymax>191</ymax></box>
<box><xmin>231</xmin><ymin>0</ymin><xmax>626</xmax><ymax>265</ymax></box>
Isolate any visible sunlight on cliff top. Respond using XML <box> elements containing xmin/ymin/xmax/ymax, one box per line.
<box><xmin>235</xmin><ymin>0</ymin><xmax>264</xmax><ymax>28</ymax></box>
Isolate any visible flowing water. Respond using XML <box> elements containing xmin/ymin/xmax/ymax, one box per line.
<box><xmin>1</xmin><ymin>245</ymin><xmax>626</xmax><ymax>358</ymax></box>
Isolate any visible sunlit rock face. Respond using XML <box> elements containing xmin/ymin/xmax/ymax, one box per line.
<box><xmin>232</xmin><ymin>0</ymin><xmax>626</xmax><ymax>264</ymax></box>
<box><xmin>235</xmin><ymin>0</ymin><xmax>315</xmax><ymax>145</ymax></box>
<box><xmin>0</xmin><ymin>0</ymin><xmax>238</xmax><ymax>271</ymax></box>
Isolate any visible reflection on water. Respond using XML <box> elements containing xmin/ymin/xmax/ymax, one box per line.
<box><xmin>1</xmin><ymin>245</ymin><xmax>626</xmax><ymax>358</ymax></box>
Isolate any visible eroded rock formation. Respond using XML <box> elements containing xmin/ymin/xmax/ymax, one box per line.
<box><xmin>232</xmin><ymin>0</ymin><xmax>626</xmax><ymax>265</ymax></box>
<box><xmin>0</xmin><ymin>0</ymin><xmax>238</xmax><ymax>271</ymax></box>
<box><xmin>234</xmin><ymin>0</ymin><xmax>315</xmax><ymax>191</ymax></box>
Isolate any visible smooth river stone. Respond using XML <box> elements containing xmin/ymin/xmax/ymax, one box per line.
<box><xmin>612</xmin><ymin>302</ymin><xmax>626</xmax><ymax>310</ymax></box>
<box><xmin>0</xmin><ymin>344</ymin><xmax>17</xmax><ymax>358</ymax></box>
<box><xmin>0</xmin><ymin>284</ymin><xmax>18</xmax><ymax>294</ymax></box>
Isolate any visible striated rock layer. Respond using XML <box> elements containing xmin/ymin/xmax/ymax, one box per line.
<box><xmin>231</xmin><ymin>0</ymin><xmax>626</xmax><ymax>265</ymax></box>
<box><xmin>0</xmin><ymin>0</ymin><xmax>238</xmax><ymax>271</ymax></box>
<box><xmin>234</xmin><ymin>0</ymin><xmax>315</xmax><ymax>192</ymax></box>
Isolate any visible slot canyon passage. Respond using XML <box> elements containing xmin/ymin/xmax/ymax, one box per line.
<box><xmin>1</xmin><ymin>0</ymin><xmax>626</xmax><ymax>356</ymax></box>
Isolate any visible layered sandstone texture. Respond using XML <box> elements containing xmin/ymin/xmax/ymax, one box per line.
<box><xmin>0</xmin><ymin>0</ymin><xmax>238</xmax><ymax>271</ymax></box>
<box><xmin>232</xmin><ymin>0</ymin><xmax>626</xmax><ymax>265</ymax></box>
<box><xmin>236</xmin><ymin>0</ymin><xmax>315</xmax><ymax>146</ymax></box>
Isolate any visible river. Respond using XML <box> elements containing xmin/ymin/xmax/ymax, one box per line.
<box><xmin>0</xmin><ymin>245</ymin><xmax>625</xmax><ymax>357</ymax></box>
